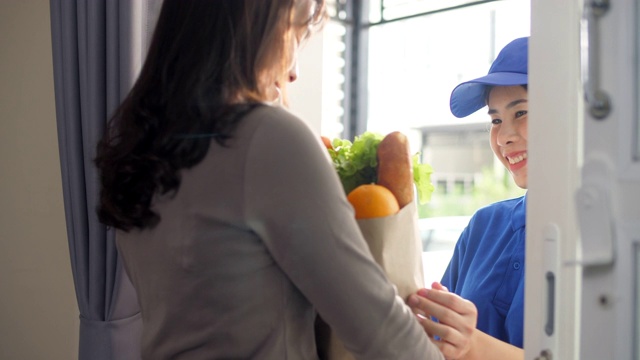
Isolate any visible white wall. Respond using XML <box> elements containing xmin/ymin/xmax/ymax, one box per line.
<box><xmin>0</xmin><ymin>1</ymin><xmax>78</xmax><ymax>359</ymax></box>
<box><xmin>287</xmin><ymin>31</ymin><xmax>325</xmax><ymax>134</ymax></box>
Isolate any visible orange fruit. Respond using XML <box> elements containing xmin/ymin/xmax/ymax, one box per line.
<box><xmin>347</xmin><ymin>184</ymin><xmax>400</xmax><ymax>219</ymax></box>
<box><xmin>321</xmin><ymin>136</ymin><xmax>332</xmax><ymax>149</ymax></box>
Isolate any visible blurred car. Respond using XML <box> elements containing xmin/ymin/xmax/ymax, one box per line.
<box><xmin>418</xmin><ymin>215</ymin><xmax>471</xmax><ymax>285</ymax></box>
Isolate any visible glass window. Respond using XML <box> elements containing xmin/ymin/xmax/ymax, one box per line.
<box><xmin>369</xmin><ymin>0</ymin><xmax>494</xmax><ymax>22</ymax></box>
<box><xmin>320</xmin><ymin>0</ymin><xmax>531</xmax><ymax>282</ymax></box>
<box><xmin>320</xmin><ymin>2</ymin><xmax>349</xmax><ymax>139</ymax></box>
<box><xmin>365</xmin><ymin>0</ymin><xmax>529</xmax><ymax>219</ymax></box>
<box><xmin>319</xmin><ymin>0</ymin><xmax>530</xmax><ymax>282</ymax></box>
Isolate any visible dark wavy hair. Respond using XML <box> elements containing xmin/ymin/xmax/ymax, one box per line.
<box><xmin>95</xmin><ymin>0</ymin><xmax>326</xmax><ymax>231</ymax></box>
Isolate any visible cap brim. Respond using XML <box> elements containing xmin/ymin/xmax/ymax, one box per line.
<box><xmin>449</xmin><ymin>72</ymin><xmax>528</xmax><ymax>118</ymax></box>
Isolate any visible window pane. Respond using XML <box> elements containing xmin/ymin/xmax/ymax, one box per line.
<box><xmin>373</xmin><ymin>0</ymin><xmax>499</xmax><ymax>21</ymax></box>
<box><xmin>320</xmin><ymin>20</ymin><xmax>348</xmax><ymax>138</ymax></box>
<box><xmin>364</xmin><ymin>1</ymin><xmax>530</xmax><ymax>282</ymax></box>
<box><xmin>366</xmin><ymin>0</ymin><xmax>530</xmax><ymax>218</ymax></box>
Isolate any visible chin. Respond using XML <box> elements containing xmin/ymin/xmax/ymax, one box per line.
<box><xmin>508</xmin><ymin>174</ymin><xmax>527</xmax><ymax>190</ymax></box>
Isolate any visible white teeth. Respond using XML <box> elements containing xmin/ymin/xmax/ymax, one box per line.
<box><xmin>508</xmin><ymin>153</ymin><xmax>528</xmax><ymax>165</ymax></box>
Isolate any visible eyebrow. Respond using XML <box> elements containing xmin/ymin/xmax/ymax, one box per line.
<box><xmin>487</xmin><ymin>99</ymin><xmax>528</xmax><ymax>115</ymax></box>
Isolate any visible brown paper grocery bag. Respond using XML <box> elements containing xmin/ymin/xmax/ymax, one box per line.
<box><xmin>316</xmin><ymin>202</ymin><xmax>425</xmax><ymax>360</ymax></box>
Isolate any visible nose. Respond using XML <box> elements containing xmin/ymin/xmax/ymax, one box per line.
<box><xmin>496</xmin><ymin>120</ymin><xmax>520</xmax><ymax>146</ymax></box>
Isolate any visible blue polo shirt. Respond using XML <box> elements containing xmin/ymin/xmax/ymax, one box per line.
<box><xmin>441</xmin><ymin>194</ymin><xmax>526</xmax><ymax>348</ymax></box>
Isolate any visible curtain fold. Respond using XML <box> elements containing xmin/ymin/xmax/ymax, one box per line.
<box><xmin>49</xmin><ymin>0</ymin><xmax>161</xmax><ymax>358</ymax></box>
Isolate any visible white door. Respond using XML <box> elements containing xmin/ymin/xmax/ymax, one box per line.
<box><xmin>526</xmin><ymin>0</ymin><xmax>640</xmax><ymax>359</ymax></box>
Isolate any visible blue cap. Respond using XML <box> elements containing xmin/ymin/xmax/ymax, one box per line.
<box><xmin>449</xmin><ymin>37</ymin><xmax>529</xmax><ymax>118</ymax></box>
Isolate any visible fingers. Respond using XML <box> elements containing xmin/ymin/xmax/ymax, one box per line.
<box><xmin>430</xmin><ymin>281</ymin><xmax>448</xmax><ymax>291</ymax></box>
<box><xmin>407</xmin><ymin>288</ymin><xmax>478</xmax><ymax>334</ymax></box>
<box><xmin>409</xmin><ymin>291</ymin><xmax>475</xmax><ymax>333</ymax></box>
<box><xmin>415</xmin><ymin>314</ymin><xmax>473</xmax><ymax>360</ymax></box>
<box><xmin>427</xmin><ymin>290</ymin><xmax>477</xmax><ymax>340</ymax></box>
<box><xmin>407</xmin><ymin>288</ymin><xmax>478</xmax><ymax>360</ymax></box>
<box><xmin>418</xmin><ymin>288</ymin><xmax>476</xmax><ymax>318</ymax></box>
<box><xmin>415</xmin><ymin>312</ymin><xmax>464</xmax><ymax>341</ymax></box>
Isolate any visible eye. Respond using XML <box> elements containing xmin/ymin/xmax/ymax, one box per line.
<box><xmin>515</xmin><ymin>110</ymin><xmax>528</xmax><ymax>118</ymax></box>
<box><xmin>491</xmin><ymin>118</ymin><xmax>502</xmax><ymax>125</ymax></box>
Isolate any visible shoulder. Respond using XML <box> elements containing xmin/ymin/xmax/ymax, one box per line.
<box><xmin>461</xmin><ymin>195</ymin><xmax>526</xmax><ymax>243</ymax></box>
<box><xmin>244</xmin><ymin>105</ymin><xmax>316</xmax><ymax>141</ymax></box>
<box><xmin>240</xmin><ymin>105</ymin><xmax>331</xmax><ymax>173</ymax></box>
<box><xmin>471</xmin><ymin>195</ymin><xmax>525</xmax><ymax>223</ymax></box>
<box><xmin>242</xmin><ymin>105</ymin><xmax>328</xmax><ymax>164</ymax></box>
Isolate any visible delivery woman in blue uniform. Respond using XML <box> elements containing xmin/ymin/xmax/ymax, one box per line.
<box><xmin>409</xmin><ymin>37</ymin><xmax>529</xmax><ymax>360</ymax></box>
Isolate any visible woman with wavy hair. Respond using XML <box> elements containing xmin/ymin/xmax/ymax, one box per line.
<box><xmin>96</xmin><ymin>1</ymin><xmax>455</xmax><ymax>359</ymax></box>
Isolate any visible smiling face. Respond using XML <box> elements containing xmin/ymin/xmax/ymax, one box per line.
<box><xmin>487</xmin><ymin>85</ymin><xmax>529</xmax><ymax>189</ymax></box>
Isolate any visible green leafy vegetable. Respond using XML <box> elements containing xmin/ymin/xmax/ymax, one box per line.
<box><xmin>413</xmin><ymin>154</ymin><xmax>435</xmax><ymax>204</ymax></box>
<box><xmin>327</xmin><ymin>131</ymin><xmax>435</xmax><ymax>205</ymax></box>
<box><xmin>328</xmin><ymin>132</ymin><xmax>383</xmax><ymax>195</ymax></box>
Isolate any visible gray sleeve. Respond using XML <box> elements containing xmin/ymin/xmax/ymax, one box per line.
<box><xmin>243</xmin><ymin>107</ymin><xmax>443</xmax><ymax>360</ymax></box>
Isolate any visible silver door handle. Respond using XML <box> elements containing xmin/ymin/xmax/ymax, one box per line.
<box><xmin>581</xmin><ymin>0</ymin><xmax>611</xmax><ymax>120</ymax></box>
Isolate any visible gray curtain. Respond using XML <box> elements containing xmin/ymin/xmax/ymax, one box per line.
<box><xmin>49</xmin><ymin>0</ymin><xmax>162</xmax><ymax>358</ymax></box>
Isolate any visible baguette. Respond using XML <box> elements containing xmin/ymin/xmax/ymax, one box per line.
<box><xmin>376</xmin><ymin>131</ymin><xmax>414</xmax><ymax>208</ymax></box>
